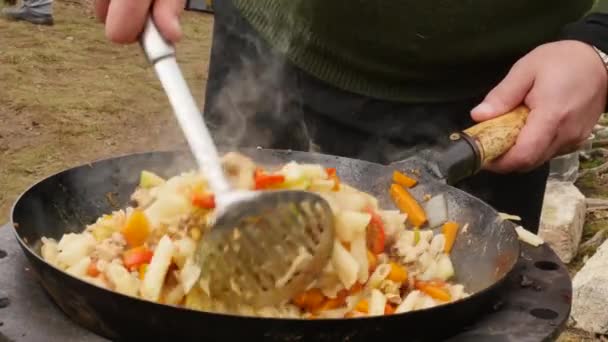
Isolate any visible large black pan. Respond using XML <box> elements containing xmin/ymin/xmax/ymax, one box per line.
<box><xmin>10</xmin><ymin>108</ymin><xmax>529</xmax><ymax>341</ymax></box>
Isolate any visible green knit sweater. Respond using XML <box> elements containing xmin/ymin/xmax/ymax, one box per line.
<box><xmin>232</xmin><ymin>0</ymin><xmax>594</xmax><ymax>103</ymax></box>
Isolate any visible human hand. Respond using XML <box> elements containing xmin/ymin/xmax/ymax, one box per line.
<box><xmin>471</xmin><ymin>40</ymin><xmax>608</xmax><ymax>174</ymax></box>
<box><xmin>94</xmin><ymin>0</ymin><xmax>185</xmax><ymax>44</ymax></box>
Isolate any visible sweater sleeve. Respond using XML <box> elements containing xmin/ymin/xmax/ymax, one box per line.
<box><xmin>559</xmin><ymin>1</ymin><xmax>608</xmax><ymax>53</ymax></box>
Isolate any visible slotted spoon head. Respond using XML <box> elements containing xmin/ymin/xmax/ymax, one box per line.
<box><xmin>196</xmin><ymin>190</ymin><xmax>335</xmax><ymax>309</ymax></box>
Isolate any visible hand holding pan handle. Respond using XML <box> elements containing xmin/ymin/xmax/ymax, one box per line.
<box><xmin>431</xmin><ymin>105</ymin><xmax>530</xmax><ymax>184</ymax></box>
<box><xmin>461</xmin><ymin>105</ymin><xmax>530</xmax><ymax>167</ymax></box>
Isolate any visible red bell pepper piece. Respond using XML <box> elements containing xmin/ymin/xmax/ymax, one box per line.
<box><xmin>192</xmin><ymin>193</ymin><xmax>216</xmax><ymax>209</ymax></box>
<box><xmin>326</xmin><ymin>168</ymin><xmax>340</xmax><ymax>191</ymax></box>
<box><xmin>123</xmin><ymin>246</ymin><xmax>153</xmax><ymax>271</ymax></box>
<box><xmin>365</xmin><ymin>207</ymin><xmax>386</xmax><ymax>254</ymax></box>
<box><xmin>254</xmin><ymin>168</ymin><xmax>285</xmax><ymax>190</ymax></box>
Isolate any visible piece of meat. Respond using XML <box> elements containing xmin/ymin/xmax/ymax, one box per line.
<box><xmin>221</xmin><ymin>152</ymin><xmax>256</xmax><ymax>190</ymax></box>
<box><xmin>92</xmin><ymin>232</ymin><xmax>127</xmax><ymax>262</ymax></box>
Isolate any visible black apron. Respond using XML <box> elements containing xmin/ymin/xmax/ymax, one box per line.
<box><xmin>202</xmin><ymin>0</ymin><xmax>549</xmax><ymax>233</ymax></box>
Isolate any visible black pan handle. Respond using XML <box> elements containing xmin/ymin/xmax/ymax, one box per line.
<box><xmin>431</xmin><ymin>105</ymin><xmax>530</xmax><ymax>184</ymax></box>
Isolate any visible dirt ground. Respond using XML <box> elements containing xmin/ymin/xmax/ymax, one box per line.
<box><xmin>0</xmin><ymin>0</ymin><xmax>212</xmax><ymax>221</ymax></box>
<box><xmin>0</xmin><ymin>1</ymin><xmax>604</xmax><ymax>341</ymax></box>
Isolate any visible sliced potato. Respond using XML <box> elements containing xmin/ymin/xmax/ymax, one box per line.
<box><xmin>140</xmin><ymin>170</ymin><xmax>165</xmax><ymax>188</ymax></box>
<box><xmin>141</xmin><ymin>235</ymin><xmax>175</xmax><ymax>301</ymax></box>
<box><xmin>335</xmin><ymin>211</ymin><xmax>371</xmax><ymax>243</ymax></box>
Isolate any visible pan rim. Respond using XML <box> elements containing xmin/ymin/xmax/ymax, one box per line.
<box><xmin>10</xmin><ymin>148</ymin><xmax>520</xmax><ymax>323</ymax></box>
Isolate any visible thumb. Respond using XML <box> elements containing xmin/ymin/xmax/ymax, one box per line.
<box><xmin>471</xmin><ymin>60</ymin><xmax>535</xmax><ymax>122</ymax></box>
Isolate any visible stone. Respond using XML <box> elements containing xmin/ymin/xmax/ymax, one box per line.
<box><xmin>538</xmin><ymin>181</ymin><xmax>586</xmax><ymax>263</ymax></box>
<box><xmin>548</xmin><ymin>153</ymin><xmax>579</xmax><ymax>182</ymax></box>
<box><xmin>572</xmin><ymin>239</ymin><xmax>608</xmax><ymax>333</ymax></box>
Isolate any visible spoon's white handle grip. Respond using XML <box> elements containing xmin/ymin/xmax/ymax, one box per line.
<box><xmin>140</xmin><ymin>17</ymin><xmax>175</xmax><ymax>63</ymax></box>
<box><xmin>139</xmin><ymin>17</ymin><xmax>231</xmax><ymax>195</ymax></box>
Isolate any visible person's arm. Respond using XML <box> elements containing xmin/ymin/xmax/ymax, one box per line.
<box><xmin>560</xmin><ymin>3</ymin><xmax>608</xmax><ymax>66</ymax></box>
<box><xmin>470</xmin><ymin>2</ymin><xmax>608</xmax><ymax>174</ymax></box>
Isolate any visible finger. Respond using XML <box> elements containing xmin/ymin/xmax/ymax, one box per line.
<box><xmin>105</xmin><ymin>0</ymin><xmax>153</xmax><ymax>44</ymax></box>
<box><xmin>94</xmin><ymin>0</ymin><xmax>110</xmax><ymax>23</ymax></box>
<box><xmin>483</xmin><ymin>108</ymin><xmax>558</xmax><ymax>173</ymax></box>
<box><xmin>471</xmin><ymin>61</ymin><xmax>535</xmax><ymax>122</ymax></box>
<box><xmin>152</xmin><ymin>0</ymin><xmax>186</xmax><ymax>43</ymax></box>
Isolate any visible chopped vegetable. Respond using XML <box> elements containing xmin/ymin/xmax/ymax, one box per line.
<box><xmin>387</xmin><ymin>262</ymin><xmax>408</xmax><ymax>283</ymax></box>
<box><xmin>515</xmin><ymin>226</ymin><xmax>544</xmax><ymax>247</ymax></box>
<box><xmin>369</xmin><ymin>289</ymin><xmax>387</xmax><ymax>316</ymax></box>
<box><xmin>355</xmin><ymin>299</ymin><xmax>369</xmax><ymax>313</ymax></box>
<box><xmin>435</xmin><ymin>254</ymin><xmax>455</xmax><ymax>281</ymax></box>
<box><xmin>499</xmin><ymin>212</ymin><xmax>522</xmax><ymax>221</ymax></box>
<box><xmin>331</xmin><ymin>240</ymin><xmax>359</xmax><ymax>289</ymax></box>
<box><xmin>180</xmin><ymin>258</ymin><xmax>202</xmax><ymax>294</ymax></box>
<box><xmin>121</xmin><ymin>209</ymin><xmax>150</xmax><ymax>247</ymax></box>
<box><xmin>123</xmin><ymin>246</ymin><xmax>153</xmax><ymax>271</ymax></box>
<box><xmin>56</xmin><ymin>233</ymin><xmax>96</xmax><ymax>268</ymax></box>
<box><xmin>367</xmin><ymin>250</ymin><xmax>377</xmax><ymax>273</ymax></box>
<box><xmin>139</xmin><ymin>170</ymin><xmax>165</xmax><ymax>188</ymax></box>
<box><xmin>335</xmin><ymin>211</ymin><xmax>371</xmax><ymax>243</ymax></box>
<box><xmin>91</xmin><ymin>221</ymin><xmax>116</xmax><ymax>242</ymax></box>
<box><xmin>349</xmin><ymin>282</ymin><xmax>363</xmax><ymax>295</ymax></box>
<box><xmin>384</xmin><ymin>303</ymin><xmax>396</xmax><ymax>315</ymax></box>
<box><xmin>86</xmin><ymin>260</ymin><xmax>100</xmax><ymax>277</ymax></box>
<box><xmin>191</xmin><ymin>193</ymin><xmax>215</xmax><ymax>209</ymax></box>
<box><xmin>293</xmin><ymin>288</ymin><xmax>326</xmax><ymax>312</ymax></box>
<box><xmin>365</xmin><ymin>207</ymin><xmax>386</xmax><ymax>254</ymax></box>
<box><xmin>254</xmin><ymin>169</ymin><xmax>286</xmax><ymax>190</ymax></box>
<box><xmin>392</xmin><ymin>170</ymin><xmax>417</xmax><ymax>188</ymax></box>
<box><xmin>415</xmin><ymin>282</ymin><xmax>451</xmax><ymax>302</ymax></box>
<box><xmin>326</xmin><ymin>167</ymin><xmax>340</xmax><ymax>191</ymax></box>
<box><xmin>189</xmin><ymin>227</ymin><xmax>201</xmax><ymax>241</ymax></box>
<box><xmin>320</xmin><ymin>290</ymin><xmax>347</xmax><ymax>311</ymax></box>
<box><xmin>138</xmin><ymin>263</ymin><xmax>148</xmax><ymax>280</ymax></box>
<box><xmin>442</xmin><ymin>221</ymin><xmax>459</xmax><ymax>253</ymax></box>
<box><xmin>390</xmin><ymin>184</ymin><xmax>427</xmax><ymax>227</ymax></box>
<box><xmin>424</xmin><ymin>194</ymin><xmax>447</xmax><ymax>228</ymax></box>
<box><xmin>414</xmin><ymin>228</ymin><xmax>421</xmax><ymax>245</ymax></box>
<box><xmin>105</xmin><ymin>262</ymin><xmax>140</xmax><ymax>297</ymax></box>
<box><xmin>141</xmin><ymin>235</ymin><xmax>175</xmax><ymax>301</ymax></box>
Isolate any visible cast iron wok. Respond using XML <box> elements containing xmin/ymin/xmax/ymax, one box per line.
<box><xmin>11</xmin><ymin>108</ymin><xmax>529</xmax><ymax>341</ymax></box>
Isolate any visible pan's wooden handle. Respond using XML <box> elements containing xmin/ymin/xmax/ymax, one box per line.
<box><xmin>462</xmin><ymin>105</ymin><xmax>530</xmax><ymax>166</ymax></box>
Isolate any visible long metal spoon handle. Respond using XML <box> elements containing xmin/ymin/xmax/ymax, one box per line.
<box><xmin>139</xmin><ymin>17</ymin><xmax>231</xmax><ymax>195</ymax></box>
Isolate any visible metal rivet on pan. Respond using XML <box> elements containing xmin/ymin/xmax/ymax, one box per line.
<box><xmin>450</xmin><ymin>133</ymin><xmax>461</xmax><ymax>141</ymax></box>
<box><xmin>530</xmin><ymin>308</ymin><xmax>558</xmax><ymax>320</ymax></box>
<box><xmin>534</xmin><ymin>261</ymin><xmax>559</xmax><ymax>271</ymax></box>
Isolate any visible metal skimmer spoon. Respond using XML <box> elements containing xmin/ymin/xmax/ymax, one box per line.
<box><xmin>139</xmin><ymin>18</ymin><xmax>335</xmax><ymax>309</ymax></box>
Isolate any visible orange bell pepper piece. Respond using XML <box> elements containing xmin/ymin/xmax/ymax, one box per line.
<box><xmin>121</xmin><ymin>209</ymin><xmax>151</xmax><ymax>247</ymax></box>
<box><xmin>415</xmin><ymin>281</ymin><xmax>451</xmax><ymax>302</ymax></box>
<box><xmin>442</xmin><ymin>221</ymin><xmax>459</xmax><ymax>253</ymax></box>
<box><xmin>392</xmin><ymin>170</ymin><xmax>417</xmax><ymax>188</ymax></box>
<box><xmin>389</xmin><ymin>184</ymin><xmax>427</xmax><ymax>227</ymax></box>
<box><xmin>292</xmin><ymin>288</ymin><xmax>326</xmax><ymax>312</ymax></box>
<box><xmin>387</xmin><ymin>262</ymin><xmax>408</xmax><ymax>283</ymax></box>
<box><xmin>355</xmin><ymin>299</ymin><xmax>369</xmax><ymax>313</ymax></box>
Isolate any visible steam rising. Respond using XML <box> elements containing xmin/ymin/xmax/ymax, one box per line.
<box><xmin>203</xmin><ymin>2</ymin><xmax>310</xmax><ymax>153</ymax></box>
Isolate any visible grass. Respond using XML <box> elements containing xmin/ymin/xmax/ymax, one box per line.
<box><xmin>0</xmin><ymin>0</ymin><xmax>213</xmax><ymax>220</ymax></box>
